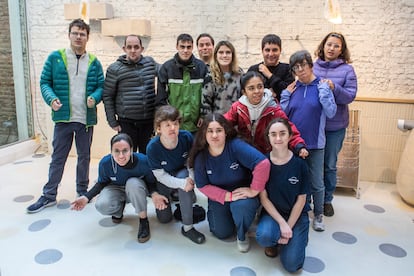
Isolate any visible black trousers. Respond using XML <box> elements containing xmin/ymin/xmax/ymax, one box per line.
<box><xmin>118</xmin><ymin>119</ymin><xmax>153</xmax><ymax>153</ymax></box>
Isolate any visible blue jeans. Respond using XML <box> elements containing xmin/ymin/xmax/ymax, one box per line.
<box><xmin>307</xmin><ymin>149</ymin><xmax>325</xmax><ymax>216</ymax></box>
<box><xmin>43</xmin><ymin>122</ymin><xmax>93</xmax><ymax>200</ymax></box>
<box><xmin>324</xmin><ymin>128</ymin><xmax>346</xmax><ymax>203</ymax></box>
<box><xmin>256</xmin><ymin>213</ymin><xmax>309</xmax><ymax>273</ymax></box>
<box><xmin>207</xmin><ymin>197</ymin><xmax>259</xmax><ymax>241</ymax></box>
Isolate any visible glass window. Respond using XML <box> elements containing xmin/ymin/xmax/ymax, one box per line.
<box><xmin>0</xmin><ymin>0</ymin><xmax>33</xmax><ymax>147</ymax></box>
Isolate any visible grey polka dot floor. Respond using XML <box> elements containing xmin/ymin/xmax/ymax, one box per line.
<box><xmin>0</xmin><ymin>155</ymin><xmax>413</xmax><ymax>276</ymax></box>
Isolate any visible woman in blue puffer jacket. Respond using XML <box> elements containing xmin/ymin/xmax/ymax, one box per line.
<box><xmin>313</xmin><ymin>32</ymin><xmax>358</xmax><ymax>217</ymax></box>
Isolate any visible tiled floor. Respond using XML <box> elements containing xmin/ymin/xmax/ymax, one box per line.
<box><xmin>0</xmin><ymin>153</ymin><xmax>413</xmax><ymax>276</ymax></box>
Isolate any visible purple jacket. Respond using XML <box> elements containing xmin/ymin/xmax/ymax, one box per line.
<box><xmin>313</xmin><ymin>58</ymin><xmax>357</xmax><ymax>131</ymax></box>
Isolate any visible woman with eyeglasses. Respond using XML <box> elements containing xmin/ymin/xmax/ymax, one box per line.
<box><xmin>313</xmin><ymin>33</ymin><xmax>358</xmax><ymax>218</ymax></box>
<box><xmin>224</xmin><ymin>71</ymin><xmax>308</xmax><ymax>157</ymax></box>
<box><xmin>71</xmin><ymin>133</ymin><xmax>168</xmax><ymax>243</ymax></box>
<box><xmin>280</xmin><ymin>50</ymin><xmax>337</xmax><ymax>232</ymax></box>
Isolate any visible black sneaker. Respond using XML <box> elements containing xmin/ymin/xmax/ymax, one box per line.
<box><xmin>171</xmin><ymin>189</ymin><xmax>179</xmax><ymax>202</ymax></box>
<box><xmin>324</xmin><ymin>203</ymin><xmax>335</xmax><ymax>217</ymax></box>
<box><xmin>27</xmin><ymin>196</ymin><xmax>57</xmax><ymax>213</ymax></box>
<box><xmin>111</xmin><ymin>214</ymin><xmax>123</xmax><ymax>224</ymax></box>
<box><xmin>137</xmin><ymin>218</ymin><xmax>150</xmax><ymax>243</ymax></box>
<box><xmin>181</xmin><ymin>226</ymin><xmax>205</xmax><ymax>244</ymax></box>
<box><xmin>111</xmin><ymin>201</ymin><xmax>126</xmax><ymax>223</ymax></box>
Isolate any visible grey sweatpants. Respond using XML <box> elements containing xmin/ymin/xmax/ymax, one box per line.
<box><xmin>95</xmin><ymin>178</ymin><xmax>148</xmax><ymax>217</ymax></box>
<box><xmin>156</xmin><ymin>182</ymin><xmax>196</xmax><ymax>225</ymax></box>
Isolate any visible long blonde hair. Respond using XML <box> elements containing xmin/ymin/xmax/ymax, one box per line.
<box><xmin>210</xmin><ymin>41</ymin><xmax>241</xmax><ymax>86</ymax></box>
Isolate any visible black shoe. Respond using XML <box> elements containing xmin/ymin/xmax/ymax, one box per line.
<box><xmin>265</xmin><ymin>245</ymin><xmax>280</xmax><ymax>258</ymax></box>
<box><xmin>171</xmin><ymin>189</ymin><xmax>179</xmax><ymax>202</ymax></box>
<box><xmin>27</xmin><ymin>196</ymin><xmax>57</xmax><ymax>213</ymax></box>
<box><xmin>111</xmin><ymin>202</ymin><xmax>126</xmax><ymax>223</ymax></box>
<box><xmin>181</xmin><ymin>226</ymin><xmax>205</xmax><ymax>244</ymax></box>
<box><xmin>137</xmin><ymin>218</ymin><xmax>150</xmax><ymax>243</ymax></box>
<box><xmin>111</xmin><ymin>214</ymin><xmax>123</xmax><ymax>224</ymax></box>
<box><xmin>324</xmin><ymin>203</ymin><xmax>335</xmax><ymax>217</ymax></box>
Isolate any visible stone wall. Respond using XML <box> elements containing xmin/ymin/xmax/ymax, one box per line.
<box><xmin>24</xmin><ymin>0</ymin><xmax>414</xmax><ymax>182</ymax></box>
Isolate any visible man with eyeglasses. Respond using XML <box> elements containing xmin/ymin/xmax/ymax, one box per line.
<box><xmin>103</xmin><ymin>34</ymin><xmax>158</xmax><ymax>154</ymax></box>
<box><xmin>27</xmin><ymin>18</ymin><xmax>104</xmax><ymax>213</ymax></box>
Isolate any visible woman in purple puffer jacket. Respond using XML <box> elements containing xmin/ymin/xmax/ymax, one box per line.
<box><xmin>313</xmin><ymin>32</ymin><xmax>358</xmax><ymax>217</ymax></box>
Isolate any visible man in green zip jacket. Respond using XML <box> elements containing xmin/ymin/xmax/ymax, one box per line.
<box><xmin>156</xmin><ymin>33</ymin><xmax>208</xmax><ymax>134</ymax></box>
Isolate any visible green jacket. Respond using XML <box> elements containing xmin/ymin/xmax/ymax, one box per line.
<box><xmin>156</xmin><ymin>54</ymin><xmax>207</xmax><ymax>132</ymax></box>
<box><xmin>40</xmin><ymin>48</ymin><xmax>104</xmax><ymax>126</ymax></box>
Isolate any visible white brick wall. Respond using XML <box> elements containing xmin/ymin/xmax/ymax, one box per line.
<box><xmin>25</xmin><ymin>0</ymin><xmax>414</xmax><ymax>182</ymax></box>
<box><xmin>27</xmin><ymin>0</ymin><xmax>414</xmax><ymax>98</ymax></box>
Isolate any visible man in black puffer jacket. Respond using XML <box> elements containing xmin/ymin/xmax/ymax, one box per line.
<box><xmin>103</xmin><ymin>35</ymin><xmax>158</xmax><ymax>153</ymax></box>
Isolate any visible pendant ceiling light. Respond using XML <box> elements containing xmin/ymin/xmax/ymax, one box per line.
<box><xmin>325</xmin><ymin>0</ymin><xmax>342</xmax><ymax>24</ymax></box>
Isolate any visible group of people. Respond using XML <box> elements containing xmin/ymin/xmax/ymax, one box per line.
<box><xmin>26</xmin><ymin>18</ymin><xmax>357</xmax><ymax>273</ymax></box>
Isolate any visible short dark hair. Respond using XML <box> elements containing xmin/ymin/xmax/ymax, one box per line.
<box><xmin>176</xmin><ymin>33</ymin><xmax>193</xmax><ymax>45</ymax></box>
<box><xmin>196</xmin><ymin>33</ymin><xmax>215</xmax><ymax>46</ymax></box>
<box><xmin>124</xmin><ymin>34</ymin><xmax>142</xmax><ymax>47</ymax></box>
<box><xmin>69</xmin><ymin>18</ymin><xmax>90</xmax><ymax>35</ymax></box>
<box><xmin>261</xmin><ymin>34</ymin><xmax>282</xmax><ymax>50</ymax></box>
<box><xmin>289</xmin><ymin>50</ymin><xmax>313</xmax><ymax>73</ymax></box>
<box><xmin>110</xmin><ymin>133</ymin><xmax>133</xmax><ymax>150</ymax></box>
<box><xmin>154</xmin><ymin>105</ymin><xmax>182</xmax><ymax>132</ymax></box>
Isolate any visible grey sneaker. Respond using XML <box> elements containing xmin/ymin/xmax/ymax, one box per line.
<box><xmin>237</xmin><ymin>236</ymin><xmax>250</xmax><ymax>253</ymax></box>
<box><xmin>27</xmin><ymin>196</ymin><xmax>57</xmax><ymax>213</ymax></box>
<box><xmin>312</xmin><ymin>214</ymin><xmax>325</xmax><ymax>232</ymax></box>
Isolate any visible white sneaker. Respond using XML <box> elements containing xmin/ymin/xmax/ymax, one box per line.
<box><xmin>237</xmin><ymin>236</ymin><xmax>250</xmax><ymax>253</ymax></box>
<box><xmin>312</xmin><ymin>214</ymin><xmax>325</xmax><ymax>232</ymax></box>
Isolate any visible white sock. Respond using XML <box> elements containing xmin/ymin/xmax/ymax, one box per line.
<box><xmin>183</xmin><ymin>225</ymin><xmax>193</xmax><ymax>232</ymax></box>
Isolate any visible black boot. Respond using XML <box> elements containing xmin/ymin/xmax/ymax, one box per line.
<box><xmin>137</xmin><ymin>218</ymin><xmax>150</xmax><ymax>243</ymax></box>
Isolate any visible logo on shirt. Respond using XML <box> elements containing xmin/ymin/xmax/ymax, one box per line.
<box><xmin>110</xmin><ymin>177</ymin><xmax>116</xmax><ymax>181</ymax></box>
<box><xmin>207</xmin><ymin>170</ymin><xmax>212</xmax><ymax>174</ymax></box>
<box><xmin>288</xmin><ymin>176</ymin><xmax>299</xmax><ymax>185</ymax></box>
<box><xmin>230</xmin><ymin>162</ymin><xmax>239</xmax><ymax>170</ymax></box>
<box><xmin>182</xmin><ymin>152</ymin><xmax>188</xmax><ymax>159</ymax></box>
<box><xmin>161</xmin><ymin>161</ymin><xmax>167</xmax><ymax>166</ymax></box>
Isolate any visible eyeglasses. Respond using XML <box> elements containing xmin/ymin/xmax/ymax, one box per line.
<box><xmin>245</xmin><ymin>84</ymin><xmax>264</xmax><ymax>92</ymax></box>
<box><xmin>112</xmin><ymin>149</ymin><xmax>131</xmax><ymax>156</ymax></box>
<box><xmin>70</xmin><ymin>32</ymin><xmax>87</xmax><ymax>38</ymax></box>
<box><xmin>292</xmin><ymin>62</ymin><xmax>309</xmax><ymax>73</ymax></box>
